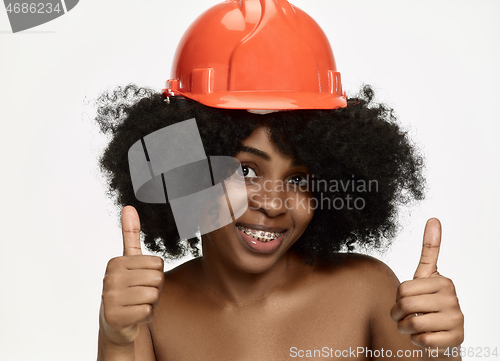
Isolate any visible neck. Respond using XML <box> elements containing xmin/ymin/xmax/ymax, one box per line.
<box><xmin>199</xmin><ymin>238</ymin><xmax>307</xmax><ymax>307</ymax></box>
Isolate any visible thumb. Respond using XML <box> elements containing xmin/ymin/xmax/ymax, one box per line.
<box><xmin>121</xmin><ymin>206</ymin><xmax>142</xmax><ymax>256</ymax></box>
<box><xmin>414</xmin><ymin>218</ymin><xmax>442</xmax><ymax>279</ymax></box>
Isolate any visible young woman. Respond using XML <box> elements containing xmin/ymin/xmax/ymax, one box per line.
<box><xmin>96</xmin><ymin>1</ymin><xmax>464</xmax><ymax>359</ymax></box>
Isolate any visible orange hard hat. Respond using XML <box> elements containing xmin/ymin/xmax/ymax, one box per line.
<box><xmin>164</xmin><ymin>0</ymin><xmax>347</xmax><ymax>110</ymax></box>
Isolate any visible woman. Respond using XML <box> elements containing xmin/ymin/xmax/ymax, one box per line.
<box><xmin>96</xmin><ymin>1</ymin><xmax>464</xmax><ymax>359</ymax></box>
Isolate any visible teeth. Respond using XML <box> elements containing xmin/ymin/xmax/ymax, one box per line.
<box><xmin>236</xmin><ymin>226</ymin><xmax>283</xmax><ymax>243</ymax></box>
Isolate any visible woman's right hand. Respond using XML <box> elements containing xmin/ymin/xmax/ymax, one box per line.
<box><xmin>99</xmin><ymin>206</ymin><xmax>165</xmax><ymax>346</ymax></box>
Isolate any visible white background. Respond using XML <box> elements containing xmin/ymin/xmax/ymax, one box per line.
<box><xmin>1</xmin><ymin>0</ymin><xmax>499</xmax><ymax>360</ymax></box>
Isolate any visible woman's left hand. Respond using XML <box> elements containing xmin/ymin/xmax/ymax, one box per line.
<box><xmin>390</xmin><ymin>218</ymin><xmax>464</xmax><ymax>357</ymax></box>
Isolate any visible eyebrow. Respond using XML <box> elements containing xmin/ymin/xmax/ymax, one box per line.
<box><xmin>238</xmin><ymin>146</ymin><xmax>303</xmax><ymax>167</ymax></box>
<box><xmin>239</xmin><ymin>146</ymin><xmax>271</xmax><ymax>161</ymax></box>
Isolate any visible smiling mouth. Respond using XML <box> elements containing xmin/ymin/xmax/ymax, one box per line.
<box><xmin>236</xmin><ymin>225</ymin><xmax>284</xmax><ymax>243</ymax></box>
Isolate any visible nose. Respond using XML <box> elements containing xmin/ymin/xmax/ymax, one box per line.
<box><xmin>248</xmin><ymin>179</ymin><xmax>289</xmax><ymax>217</ymax></box>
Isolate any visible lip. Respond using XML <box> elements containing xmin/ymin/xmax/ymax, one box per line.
<box><xmin>235</xmin><ymin>224</ymin><xmax>287</xmax><ymax>254</ymax></box>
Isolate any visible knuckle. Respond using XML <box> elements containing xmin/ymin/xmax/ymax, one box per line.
<box><xmin>145</xmin><ymin>256</ymin><xmax>163</xmax><ymax>269</ymax></box>
<box><xmin>103</xmin><ymin>274</ymin><xmax>122</xmax><ymax>290</ymax></box>
<box><xmin>148</xmin><ymin>271</ymin><xmax>161</xmax><ymax>284</ymax></box>
<box><xmin>106</xmin><ymin>257</ymin><xmax>123</xmax><ymax>271</ymax></box>
<box><xmin>389</xmin><ymin>306</ymin><xmax>399</xmax><ymax>323</ymax></box>
<box><xmin>459</xmin><ymin>310</ymin><xmax>465</xmax><ymax>324</ymax></box>
<box><xmin>443</xmin><ymin>294</ymin><xmax>458</xmax><ymax>309</ymax></box>
<box><xmin>153</xmin><ymin>271</ymin><xmax>165</xmax><ymax>286</ymax></box>
<box><xmin>398</xmin><ymin>281</ymin><xmax>412</xmax><ymax>297</ymax></box>
<box><xmin>145</xmin><ymin>287</ymin><xmax>160</xmax><ymax>302</ymax></box>
<box><xmin>408</xmin><ymin>316</ymin><xmax>423</xmax><ymax>333</ymax></box>
<box><xmin>397</xmin><ymin>321</ymin><xmax>410</xmax><ymax>335</ymax></box>
<box><xmin>102</xmin><ymin>291</ymin><xmax>117</xmax><ymax>306</ymax></box>
<box><xmin>418</xmin><ymin>332</ymin><xmax>435</xmax><ymax>348</ymax></box>
<box><xmin>451</xmin><ymin>309</ymin><xmax>465</xmax><ymax>326</ymax></box>
<box><xmin>399</xmin><ymin>298</ymin><xmax>412</xmax><ymax>313</ymax></box>
<box><xmin>141</xmin><ymin>305</ymin><xmax>154</xmax><ymax>322</ymax></box>
<box><xmin>438</xmin><ymin>276</ymin><xmax>455</xmax><ymax>292</ymax></box>
<box><xmin>155</xmin><ymin>256</ymin><xmax>164</xmax><ymax>269</ymax></box>
<box><xmin>103</xmin><ymin>273</ymin><xmax>115</xmax><ymax>284</ymax></box>
<box><xmin>455</xmin><ymin>330</ymin><xmax>465</xmax><ymax>345</ymax></box>
<box><xmin>103</xmin><ymin>308</ymin><xmax>121</xmax><ymax>328</ymax></box>
<box><xmin>151</xmin><ymin>287</ymin><xmax>161</xmax><ymax>301</ymax></box>
<box><xmin>396</xmin><ymin>321</ymin><xmax>404</xmax><ymax>333</ymax></box>
<box><xmin>102</xmin><ymin>275</ymin><xmax>116</xmax><ymax>291</ymax></box>
<box><xmin>143</xmin><ymin>304</ymin><xmax>153</xmax><ymax>315</ymax></box>
<box><xmin>447</xmin><ymin>330</ymin><xmax>464</xmax><ymax>347</ymax></box>
<box><xmin>410</xmin><ymin>334</ymin><xmax>424</xmax><ymax>348</ymax></box>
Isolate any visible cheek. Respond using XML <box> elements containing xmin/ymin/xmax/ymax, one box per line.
<box><xmin>245</xmin><ymin>182</ymin><xmax>265</xmax><ymax>209</ymax></box>
<box><xmin>203</xmin><ymin>225</ymin><xmax>236</xmax><ymax>253</ymax></box>
<box><xmin>286</xmin><ymin>192</ymin><xmax>315</xmax><ymax>228</ymax></box>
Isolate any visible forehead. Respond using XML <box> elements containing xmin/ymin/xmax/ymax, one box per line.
<box><xmin>241</xmin><ymin>127</ymin><xmax>273</xmax><ymax>149</ymax></box>
<box><xmin>239</xmin><ymin>127</ymin><xmax>304</xmax><ymax>168</ymax></box>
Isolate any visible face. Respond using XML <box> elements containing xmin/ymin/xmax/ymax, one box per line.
<box><xmin>202</xmin><ymin>127</ymin><xmax>314</xmax><ymax>274</ymax></box>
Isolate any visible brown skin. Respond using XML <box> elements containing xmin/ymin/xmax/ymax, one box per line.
<box><xmin>98</xmin><ymin>128</ymin><xmax>464</xmax><ymax>361</ymax></box>
<box><xmin>391</xmin><ymin>219</ymin><xmax>465</xmax><ymax>352</ymax></box>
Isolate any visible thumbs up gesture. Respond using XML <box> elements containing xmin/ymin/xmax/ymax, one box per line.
<box><xmin>390</xmin><ymin>219</ymin><xmax>464</xmax><ymax>353</ymax></box>
<box><xmin>99</xmin><ymin>206</ymin><xmax>165</xmax><ymax>346</ymax></box>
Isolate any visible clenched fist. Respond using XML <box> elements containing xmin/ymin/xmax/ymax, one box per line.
<box><xmin>99</xmin><ymin>206</ymin><xmax>165</xmax><ymax>346</ymax></box>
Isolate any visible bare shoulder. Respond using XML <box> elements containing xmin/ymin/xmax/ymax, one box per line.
<box><xmin>348</xmin><ymin>253</ymin><xmax>399</xmax><ymax>283</ymax></box>
<box><xmin>316</xmin><ymin>252</ymin><xmax>398</xmax><ymax>278</ymax></box>
<box><xmin>286</xmin><ymin>253</ymin><xmax>403</xmax><ymax>339</ymax></box>
<box><xmin>310</xmin><ymin>253</ymin><xmax>401</xmax><ymax>300</ymax></box>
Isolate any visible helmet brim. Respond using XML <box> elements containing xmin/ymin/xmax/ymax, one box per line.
<box><xmin>164</xmin><ymin>89</ymin><xmax>347</xmax><ymax>110</ymax></box>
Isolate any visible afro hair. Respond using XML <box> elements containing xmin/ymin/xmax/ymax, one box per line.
<box><xmin>95</xmin><ymin>84</ymin><xmax>425</xmax><ymax>265</ymax></box>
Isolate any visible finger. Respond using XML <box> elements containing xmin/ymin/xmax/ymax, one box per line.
<box><xmin>411</xmin><ymin>331</ymin><xmax>463</xmax><ymax>350</ymax></box>
<box><xmin>391</xmin><ymin>294</ymin><xmax>443</xmax><ymax>323</ymax></box>
<box><xmin>103</xmin><ymin>269</ymin><xmax>164</xmax><ymax>293</ymax></box>
<box><xmin>107</xmin><ymin>304</ymin><xmax>154</xmax><ymax>328</ymax></box>
<box><xmin>122</xmin><ymin>206</ymin><xmax>142</xmax><ymax>256</ymax></box>
<box><xmin>397</xmin><ymin>277</ymin><xmax>454</xmax><ymax>299</ymax></box>
<box><xmin>122</xmin><ymin>256</ymin><xmax>164</xmax><ymax>272</ymax></box>
<box><xmin>126</xmin><ymin>269</ymin><xmax>164</xmax><ymax>288</ymax></box>
<box><xmin>396</xmin><ymin>312</ymin><xmax>456</xmax><ymax>335</ymax></box>
<box><xmin>120</xmin><ymin>286</ymin><xmax>162</xmax><ymax>308</ymax></box>
<box><xmin>107</xmin><ymin>255</ymin><xmax>164</xmax><ymax>272</ymax></box>
<box><xmin>414</xmin><ymin>218</ymin><xmax>442</xmax><ymax>279</ymax></box>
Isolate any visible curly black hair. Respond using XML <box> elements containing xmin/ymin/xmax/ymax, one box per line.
<box><xmin>95</xmin><ymin>84</ymin><xmax>425</xmax><ymax>265</ymax></box>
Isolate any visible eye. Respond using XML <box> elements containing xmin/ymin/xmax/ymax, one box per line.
<box><xmin>288</xmin><ymin>175</ymin><xmax>309</xmax><ymax>188</ymax></box>
<box><xmin>241</xmin><ymin>165</ymin><xmax>257</xmax><ymax>178</ymax></box>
